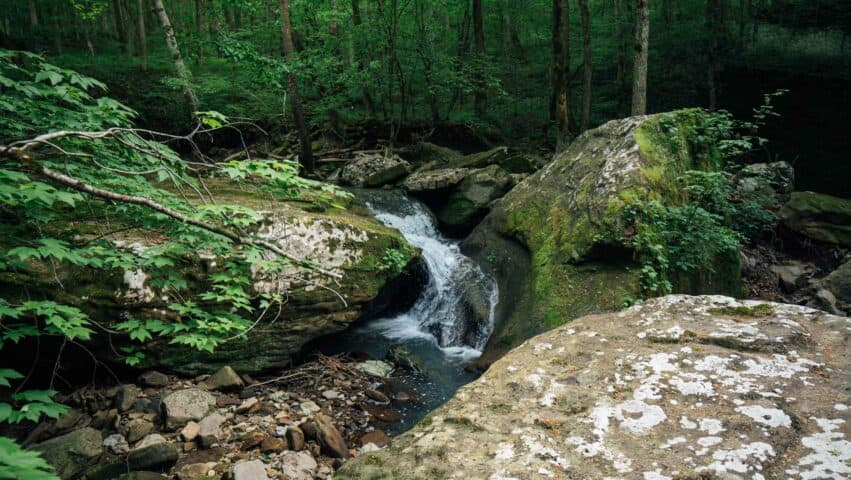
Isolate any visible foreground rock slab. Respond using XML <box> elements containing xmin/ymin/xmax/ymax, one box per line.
<box><xmin>337</xmin><ymin>295</ymin><xmax>850</xmax><ymax>480</ymax></box>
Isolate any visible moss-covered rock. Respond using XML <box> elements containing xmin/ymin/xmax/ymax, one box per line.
<box><xmin>0</xmin><ymin>180</ymin><xmax>421</xmax><ymax>376</ymax></box>
<box><xmin>462</xmin><ymin>110</ymin><xmax>745</xmax><ymax>364</ymax></box>
<box><xmin>780</xmin><ymin>191</ymin><xmax>851</xmax><ymax>247</ymax></box>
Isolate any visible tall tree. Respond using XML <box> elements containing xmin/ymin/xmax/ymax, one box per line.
<box><xmin>552</xmin><ymin>0</ymin><xmax>570</xmax><ymax>148</ymax></box>
<box><xmin>152</xmin><ymin>0</ymin><xmax>199</xmax><ymax>116</ymax></box>
<box><xmin>280</xmin><ymin>0</ymin><xmax>315</xmax><ymax>173</ymax></box>
<box><xmin>137</xmin><ymin>0</ymin><xmax>147</xmax><ymax>70</ymax></box>
<box><xmin>615</xmin><ymin>0</ymin><xmax>626</xmax><ymax>90</ymax></box>
<box><xmin>195</xmin><ymin>0</ymin><xmax>206</xmax><ymax>64</ymax></box>
<box><xmin>579</xmin><ymin>0</ymin><xmax>592</xmax><ymax>131</ymax></box>
<box><xmin>473</xmin><ymin>0</ymin><xmax>486</xmax><ymax>116</ymax></box>
<box><xmin>631</xmin><ymin>0</ymin><xmax>650</xmax><ymax>116</ymax></box>
<box><xmin>706</xmin><ymin>0</ymin><xmax>724</xmax><ymax>110</ymax></box>
<box><xmin>28</xmin><ymin>0</ymin><xmax>39</xmax><ymax>28</ymax></box>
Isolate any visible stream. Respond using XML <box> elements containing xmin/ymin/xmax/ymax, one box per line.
<box><xmin>318</xmin><ymin>190</ymin><xmax>498</xmax><ymax>433</ymax></box>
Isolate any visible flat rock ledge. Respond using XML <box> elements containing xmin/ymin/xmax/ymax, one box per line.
<box><xmin>336</xmin><ymin>295</ymin><xmax>851</xmax><ymax>480</ymax></box>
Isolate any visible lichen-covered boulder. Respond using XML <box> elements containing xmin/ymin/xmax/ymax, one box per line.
<box><xmin>780</xmin><ymin>191</ymin><xmax>851</xmax><ymax>247</ymax></box>
<box><xmin>402</xmin><ymin>168</ymin><xmax>470</xmax><ymax>192</ymax></box>
<box><xmin>339</xmin><ymin>152</ymin><xmax>410</xmax><ymax>187</ymax></box>
<box><xmin>462</xmin><ymin>110</ymin><xmax>745</xmax><ymax>364</ymax></box>
<box><xmin>31</xmin><ymin>427</ymin><xmax>104</xmax><ymax>480</ymax></box>
<box><xmin>824</xmin><ymin>259</ymin><xmax>851</xmax><ymax>308</ymax></box>
<box><xmin>337</xmin><ymin>295</ymin><xmax>851</xmax><ymax>480</ymax></box>
<box><xmin>435</xmin><ymin>164</ymin><xmax>514</xmax><ymax>235</ymax></box>
<box><xmin>0</xmin><ymin>180</ymin><xmax>420</xmax><ymax>375</ymax></box>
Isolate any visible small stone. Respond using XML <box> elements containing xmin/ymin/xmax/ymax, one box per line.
<box><xmin>322</xmin><ymin>390</ymin><xmax>339</xmax><ymax>400</ymax></box>
<box><xmin>359</xmin><ymin>429</ymin><xmax>390</xmax><ymax>448</ymax></box>
<box><xmin>299</xmin><ymin>421</ymin><xmax>317</xmax><ymax>441</ymax></box>
<box><xmin>279</xmin><ymin>452</ymin><xmax>317</xmax><ymax>480</ymax></box>
<box><xmin>233</xmin><ymin>459</ymin><xmax>270</xmax><ymax>480</ymax></box>
<box><xmin>197</xmin><ymin>413</ymin><xmax>226</xmax><ymax>448</ymax></box>
<box><xmin>241</xmin><ymin>432</ymin><xmax>266</xmax><ymax>451</ymax></box>
<box><xmin>260</xmin><ymin>436</ymin><xmax>286</xmax><ymax>454</ymax></box>
<box><xmin>299</xmin><ymin>400</ymin><xmax>321</xmax><ymax>416</ymax></box>
<box><xmin>138</xmin><ymin>371</ymin><xmax>170</xmax><ymax>388</ymax></box>
<box><xmin>363</xmin><ymin>403</ymin><xmax>401</xmax><ymax>422</ymax></box>
<box><xmin>176</xmin><ymin>462</ymin><xmax>216</xmax><ymax>480</ymax></box>
<box><xmin>361</xmin><ymin>442</ymin><xmax>381</xmax><ymax>453</ymax></box>
<box><xmin>285</xmin><ymin>427</ymin><xmax>305</xmax><ymax>451</ymax></box>
<box><xmin>355</xmin><ymin>360</ymin><xmax>393</xmax><ymax>378</ymax></box>
<box><xmin>203</xmin><ymin>366</ymin><xmax>244</xmax><ymax>391</ymax></box>
<box><xmin>162</xmin><ymin>389</ymin><xmax>216</xmax><ymax>430</ymax></box>
<box><xmin>181</xmin><ymin>421</ymin><xmax>200</xmax><ymax>442</ymax></box>
<box><xmin>216</xmin><ymin>395</ymin><xmax>241</xmax><ymax>407</ymax></box>
<box><xmin>314</xmin><ymin>413</ymin><xmax>348</xmax><ymax>458</ymax></box>
<box><xmin>135</xmin><ymin>433</ymin><xmax>167</xmax><ymax>450</ymax></box>
<box><xmin>103</xmin><ymin>433</ymin><xmax>130</xmax><ymax>454</ymax></box>
<box><xmin>113</xmin><ymin>384</ymin><xmax>140</xmax><ymax>412</ymax></box>
<box><xmin>183</xmin><ymin>442</ymin><xmax>196</xmax><ymax>453</ymax></box>
<box><xmin>365</xmin><ymin>389</ymin><xmax>390</xmax><ymax>404</ymax></box>
<box><xmin>236</xmin><ymin>397</ymin><xmax>258</xmax><ymax>414</ymax></box>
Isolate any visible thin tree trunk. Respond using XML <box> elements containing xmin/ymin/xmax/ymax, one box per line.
<box><xmin>615</xmin><ymin>0</ymin><xmax>625</xmax><ymax>89</ymax></box>
<box><xmin>706</xmin><ymin>0</ymin><xmax>723</xmax><ymax>110</ymax></box>
<box><xmin>28</xmin><ymin>0</ymin><xmax>39</xmax><ymax>27</ymax></box>
<box><xmin>350</xmin><ymin>0</ymin><xmax>376</xmax><ymax>116</ymax></box>
<box><xmin>51</xmin><ymin>4</ymin><xmax>63</xmax><ymax>54</ymax></box>
<box><xmin>473</xmin><ymin>0</ymin><xmax>486</xmax><ymax>116</ymax></box>
<box><xmin>579</xmin><ymin>0</ymin><xmax>592</xmax><ymax>132</ymax></box>
<box><xmin>152</xmin><ymin>0</ymin><xmax>200</xmax><ymax>116</ymax></box>
<box><xmin>195</xmin><ymin>0</ymin><xmax>206</xmax><ymax>64</ymax></box>
<box><xmin>138</xmin><ymin>0</ymin><xmax>148</xmax><ymax>70</ymax></box>
<box><xmin>113</xmin><ymin>0</ymin><xmax>129</xmax><ymax>53</ymax></box>
<box><xmin>280</xmin><ymin>0</ymin><xmax>314</xmax><ymax>173</ymax></box>
<box><xmin>631</xmin><ymin>0</ymin><xmax>650</xmax><ymax>116</ymax></box>
<box><xmin>552</xmin><ymin>0</ymin><xmax>570</xmax><ymax>148</ymax></box>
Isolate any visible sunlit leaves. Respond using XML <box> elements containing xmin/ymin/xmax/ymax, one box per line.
<box><xmin>0</xmin><ymin>437</ymin><xmax>59</xmax><ymax>480</ymax></box>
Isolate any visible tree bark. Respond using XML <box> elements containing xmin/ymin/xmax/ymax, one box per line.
<box><xmin>473</xmin><ymin>0</ymin><xmax>486</xmax><ymax>116</ymax></box>
<box><xmin>579</xmin><ymin>0</ymin><xmax>592</xmax><ymax>132</ymax></box>
<box><xmin>138</xmin><ymin>0</ymin><xmax>148</xmax><ymax>70</ymax></box>
<box><xmin>630</xmin><ymin>0</ymin><xmax>650</xmax><ymax>116</ymax></box>
<box><xmin>28</xmin><ymin>0</ymin><xmax>39</xmax><ymax>27</ymax></box>
<box><xmin>552</xmin><ymin>0</ymin><xmax>570</xmax><ymax>148</ymax></box>
<box><xmin>152</xmin><ymin>0</ymin><xmax>200</xmax><ymax>116</ymax></box>
<box><xmin>195</xmin><ymin>0</ymin><xmax>206</xmax><ymax>64</ymax></box>
<box><xmin>615</xmin><ymin>0</ymin><xmax>625</xmax><ymax>89</ymax></box>
<box><xmin>280</xmin><ymin>0</ymin><xmax>314</xmax><ymax>173</ymax></box>
<box><xmin>706</xmin><ymin>0</ymin><xmax>723</xmax><ymax>110</ymax></box>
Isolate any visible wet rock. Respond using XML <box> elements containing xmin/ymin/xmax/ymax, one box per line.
<box><xmin>780</xmin><ymin>191</ymin><xmax>851</xmax><ymax>247</ymax></box>
<box><xmin>233</xmin><ymin>459</ymin><xmax>270</xmax><ymax>480</ymax></box>
<box><xmin>103</xmin><ymin>433</ymin><xmax>130</xmax><ymax>455</ymax></box>
<box><xmin>125</xmin><ymin>418</ymin><xmax>154</xmax><ymax>444</ymax></box>
<box><xmin>31</xmin><ymin>427</ymin><xmax>103</xmax><ymax>480</ymax></box>
<box><xmin>162</xmin><ymin>388</ymin><xmax>216</xmax><ymax>429</ymax></box>
<box><xmin>356</xmin><ymin>360</ymin><xmax>393</xmax><ymax>378</ymax></box>
<box><xmin>285</xmin><ymin>427</ymin><xmax>305</xmax><ymax>451</ymax></box>
<box><xmin>197</xmin><ymin>413</ymin><xmax>226</xmax><ymax>448</ymax></box>
<box><xmin>114</xmin><ymin>384</ymin><xmax>140</xmax><ymax>412</ymax></box>
<box><xmin>203</xmin><ymin>366</ymin><xmax>244</xmax><ymax>391</ymax></box>
<box><xmin>386</xmin><ymin>344</ymin><xmax>427</xmax><ymax>373</ymax></box>
<box><xmin>314</xmin><ymin>413</ymin><xmax>348</xmax><ymax>458</ymax></box>
<box><xmin>135</xmin><ymin>433</ymin><xmax>167</xmax><ymax>449</ymax></box>
<box><xmin>359</xmin><ymin>430</ymin><xmax>390</xmax><ymax>448</ymax></box>
<box><xmin>138</xmin><ymin>371</ymin><xmax>170</xmax><ymax>388</ymax></box>
<box><xmin>434</xmin><ymin>164</ymin><xmax>514</xmax><ymax>235</ymax></box>
<box><xmin>340</xmin><ymin>152</ymin><xmax>411</xmax><ymax>187</ymax></box>
<box><xmin>337</xmin><ymin>295</ymin><xmax>851</xmax><ymax>479</ymax></box>
<box><xmin>87</xmin><ymin>442</ymin><xmax>179</xmax><ymax>480</ymax></box>
<box><xmin>362</xmin><ymin>403</ymin><xmax>401</xmax><ymax>423</ymax></box>
<box><xmin>278</xmin><ymin>452</ymin><xmax>317</xmax><ymax>480</ymax></box>
<box><xmin>365</xmin><ymin>389</ymin><xmax>390</xmax><ymax>404</ymax></box>
<box><xmin>180</xmin><ymin>421</ymin><xmax>200</xmax><ymax>442</ymax></box>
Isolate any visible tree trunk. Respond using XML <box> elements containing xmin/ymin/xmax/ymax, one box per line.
<box><xmin>51</xmin><ymin>4</ymin><xmax>63</xmax><ymax>54</ymax></box>
<box><xmin>473</xmin><ymin>0</ymin><xmax>486</xmax><ymax>117</ymax></box>
<box><xmin>28</xmin><ymin>0</ymin><xmax>39</xmax><ymax>27</ymax></box>
<box><xmin>579</xmin><ymin>0</ymin><xmax>592</xmax><ymax>132</ymax></box>
<box><xmin>706</xmin><ymin>0</ymin><xmax>723</xmax><ymax>110</ymax></box>
<box><xmin>350</xmin><ymin>0</ymin><xmax>376</xmax><ymax>116</ymax></box>
<box><xmin>152</xmin><ymin>0</ymin><xmax>200</xmax><ymax>116</ymax></box>
<box><xmin>113</xmin><ymin>0</ymin><xmax>129</xmax><ymax>53</ymax></box>
<box><xmin>552</xmin><ymin>0</ymin><xmax>570</xmax><ymax>148</ymax></box>
<box><xmin>195</xmin><ymin>0</ymin><xmax>206</xmax><ymax>64</ymax></box>
<box><xmin>615</xmin><ymin>0</ymin><xmax>625</xmax><ymax>89</ymax></box>
<box><xmin>630</xmin><ymin>0</ymin><xmax>650</xmax><ymax>116</ymax></box>
<box><xmin>138</xmin><ymin>0</ymin><xmax>148</xmax><ymax>70</ymax></box>
<box><xmin>280</xmin><ymin>0</ymin><xmax>314</xmax><ymax>173</ymax></box>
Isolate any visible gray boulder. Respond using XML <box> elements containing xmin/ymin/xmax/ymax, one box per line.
<box><xmin>202</xmin><ymin>365</ymin><xmax>243</xmax><ymax>391</ymax></box>
<box><xmin>402</xmin><ymin>168</ymin><xmax>469</xmax><ymax>192</ymax></box>
<box><xmin>86</xmin><ymin>442</ymin><xmax>179</xmax><ymax>480</ymax></box>
<box><xmin>233</xmin><ymin>459</ymin><xmax>270</xmax><ymax>480</ymax></box>
<box><xmin>161</xmin><ymin>388</ymin><xmax>216</xmax><ymax>429</ymax></box>
<box><xmin>824</xmin><ymin>260</ymin><xmax>851</xmax><ymax>306</ymax></box>
<box><xmin>338</xmin><ymin>295</ymin><xmax>850</xmax><ymax>480</ymax></box>
<box><xmin>780</xmin><ymin>191</ymin><xmax>851</xmax><ymax>247</ymax></box>
<box><xmin>735</xmin><ymin>161</ymin><xmax>795</xmax><ymax>204</ymax></box>
<box><xmin>31</xmin><ymin>427</ymin><xmax>103</xmax><ymax>480</ymax></box>
<box><xmin>340</xmin><ymin>152</ymin><xmax>410</xmax><ymax>187</ymax></box>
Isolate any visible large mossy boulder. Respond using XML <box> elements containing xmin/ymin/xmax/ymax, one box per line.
<box><xmin>780</xmin><ymin>191</ymin><xmax>851</xmax><ymax>247</ymax></box>
<box><xmin>337</xmin><ymin>295</ymin><xmax>850</xmax><ymax>480</ymax></box>
<box><xmin>31</xmin><ymin>427</ymin><xmax>104</xmax><ymax>480</ymax></box>
<box><xmin>462</xmin><ymin>110</ymin><xmax>745</xmax><ymax>364</ymax></box>
<box><xmin>339</xmin><ymin>152</ymin><xmax>411</xmax><ymax>187</ymax></box>
<box><xmin>0</xmin><ymin>180</ymin><xmax>421</xmax><ymax>376</ymax></box>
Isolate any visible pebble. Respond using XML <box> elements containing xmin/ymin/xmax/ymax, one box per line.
<box><xmin>180</xmin><ymin>421</ymin><xmax>200</xmax><ymax>442</ymax></box>
<box><xmin>103</xmin><ymin>433</ymin><xmax>129</xmax><ymax>454</ymax></box>
<box><xmin>236</xmin><ymin>397</ymin><xmax>258</xmax><ymax>413</ymax></box>
<box><xmin>322</xmin><ymin>390</ymin><xmax>340</xmax><ymax>400</ymax></box>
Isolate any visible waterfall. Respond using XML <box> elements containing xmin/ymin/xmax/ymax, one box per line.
<box><xmin>363</xmin><ymin>191</ymin><xmax>498</xmax><ymax>361</ymax></box>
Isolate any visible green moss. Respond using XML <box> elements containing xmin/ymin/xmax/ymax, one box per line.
<box><xmin>709</xmin><ymin>304</ymin><xmax>775</xmax><ymax>317</ymax></box>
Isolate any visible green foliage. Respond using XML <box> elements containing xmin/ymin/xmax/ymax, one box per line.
<box><xmin>0</xmin><ymin>437</ymin><xmax>59</xmax><ymax>480</ymax></box>
<box><xmin>378</xmin><ymin>248</ymin><xmax>411</xmax><ymax>274</ymax></box>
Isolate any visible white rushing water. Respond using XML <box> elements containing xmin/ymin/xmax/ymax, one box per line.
<box><xmin>363</xmin><ymin>194</ymin><xmax>498</xmax><ymax>362</ymax></box>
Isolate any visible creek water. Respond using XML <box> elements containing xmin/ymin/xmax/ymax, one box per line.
<box><xmin>318</xmin><ymin>190</ymin><xmax>498</xmax><ymax>433</ymax></box>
